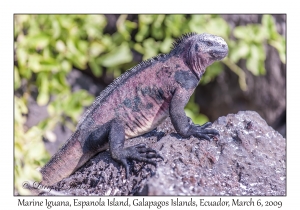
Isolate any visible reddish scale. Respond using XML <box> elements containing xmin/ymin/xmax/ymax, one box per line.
<box><xmin>91</xmin><ymin>57</ymin><xmax>189</xmax><ymax>139</ymax></box>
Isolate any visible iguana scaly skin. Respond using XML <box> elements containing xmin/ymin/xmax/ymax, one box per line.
<box><xmin>40</xmin><ymin>32</ymin><xmax>228</xmax><ymax>185</ymax></box>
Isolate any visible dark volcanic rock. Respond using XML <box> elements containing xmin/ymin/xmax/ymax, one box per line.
<box><xmin>43</xmin><ymin>111</ymin><xmax>286</xmax><ymax>196</ymax></box>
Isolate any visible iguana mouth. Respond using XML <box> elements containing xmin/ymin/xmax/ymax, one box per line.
<box><xmin>209</xmin><ymin>48</ymin><xmax>228</xmax><ymax>60</ymax></box>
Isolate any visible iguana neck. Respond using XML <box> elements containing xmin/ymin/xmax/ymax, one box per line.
<box><xmin>170</xmin><ymin>43</ymin><xmax>206</xmax><ymax>81</ymax></box>
<box><xmin>185</xmin><ymin>45</ymin><xmax>209</xmax><ymax>80</ymax></box>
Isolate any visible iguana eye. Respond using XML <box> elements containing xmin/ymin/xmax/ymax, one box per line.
<box><xmin>206</xmin><ymin>41</ymin><xmax>213</xmax><ymax>46</ymax></box>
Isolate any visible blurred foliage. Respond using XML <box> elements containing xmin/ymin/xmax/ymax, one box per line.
<box><xmin>14</xmin><ymin>14</ymin><xmax>285</xmax><ymax>194</ymax></box>
<box><xmin>15</xmin><ymin>96</ymin><xmax>48</xmax><ymax>195</ymax></box>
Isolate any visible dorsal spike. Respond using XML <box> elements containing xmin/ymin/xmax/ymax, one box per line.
<box><xmin>170</xmin><ymin>32</ymin><xmax>198</xmax><ymax>50</ymax></box>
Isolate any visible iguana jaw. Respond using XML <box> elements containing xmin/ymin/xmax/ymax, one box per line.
<box><xmin>202</xmin><ymin>47</ymin><xmax>228</xmax><ymax>69</ymax></box>
<box><xmin>208</xmin><ymin>47</ymin><xmax>228</xmax><ymax>60</ymax></box>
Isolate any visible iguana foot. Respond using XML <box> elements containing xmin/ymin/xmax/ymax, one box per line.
<box><xmin>113</xmin><ymin>143</ymin><xmax>163</xmax><ymax>178</ymax></box>
<box><xmin>188</xmin><ymin>122</ymin><xmax>219</xmax><ymax>141</ymax></box>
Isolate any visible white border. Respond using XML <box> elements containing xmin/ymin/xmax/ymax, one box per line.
<box><xmin>2</xmin><ymin>0</ymin><xmax>297</xmax><ymax>209</ymax></box>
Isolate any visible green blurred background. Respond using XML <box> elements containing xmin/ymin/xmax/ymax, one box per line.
<box><xmin>14</xmin><ymin>14</ymin><xmax>286</xmax><ymax>195</ymax></box>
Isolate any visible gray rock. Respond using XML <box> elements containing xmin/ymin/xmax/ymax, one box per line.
<box><xmin>44</xmin><ymin>111</ymin><xmax>286</xmax><ymax>196</ymax></box>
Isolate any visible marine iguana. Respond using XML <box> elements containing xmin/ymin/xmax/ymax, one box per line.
<box><xmin>40</xmin><ymin>32</ymin><xmax>228</xmax><ymax>186</ymax></box>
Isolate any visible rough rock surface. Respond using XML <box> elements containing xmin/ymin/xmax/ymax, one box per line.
<box><xmin>42</xmin><ymin>111</ymin><xmax>286</xmax><ymax>196</ymax></box>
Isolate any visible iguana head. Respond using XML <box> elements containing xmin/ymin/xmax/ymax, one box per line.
<box><xmin>172</xmin><ymin>32</ymin><xmax>228</xmax><ymax>78</ymax></box>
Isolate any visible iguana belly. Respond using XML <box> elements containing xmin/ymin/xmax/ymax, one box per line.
<box><xmin>124</xmin><ymin>108</ymin><xmax>169</xmax><ymax>139</ymax></box>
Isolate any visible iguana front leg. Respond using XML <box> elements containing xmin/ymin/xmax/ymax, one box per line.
<box><xmin>170</xmin><ymin>89</ymin><xmax>219</xmax><ymax>140</ymax></box>
<box><xmin>87</xmin><ymin>119</ymin><xmax>163</xmax><ymax>178</ymax></box>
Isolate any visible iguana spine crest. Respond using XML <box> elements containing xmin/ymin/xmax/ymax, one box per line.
<box><xmin>78</xmin><ymin>53</ymin><xmax>169</xmax><ymax>127</ymax></box>
<box><xmin>170</xmin><ymin>32</ymin><xmax>197</xmax><ymax>51</ymax></box>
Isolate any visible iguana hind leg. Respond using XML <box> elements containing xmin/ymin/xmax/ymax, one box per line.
<box><xmin>108</xmin><ymin>119</ymin><xmax>163</xmax><ymax>178</ymax></box>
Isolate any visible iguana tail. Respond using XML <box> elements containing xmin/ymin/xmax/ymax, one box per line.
<box><xmin>40</xmin><ymin>132</ymin><xmax>84</xmax><ymax>186</ymax></box>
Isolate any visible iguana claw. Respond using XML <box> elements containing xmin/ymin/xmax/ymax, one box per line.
<box><xmin>119</xmin><ymin>143</ymin><xmax>163</xmax><ymax>178</ymax></box>
<box><xmin>189</xmin><ymin>121</ymin><xmax>219</xmax><ymax>141</ymax></box>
